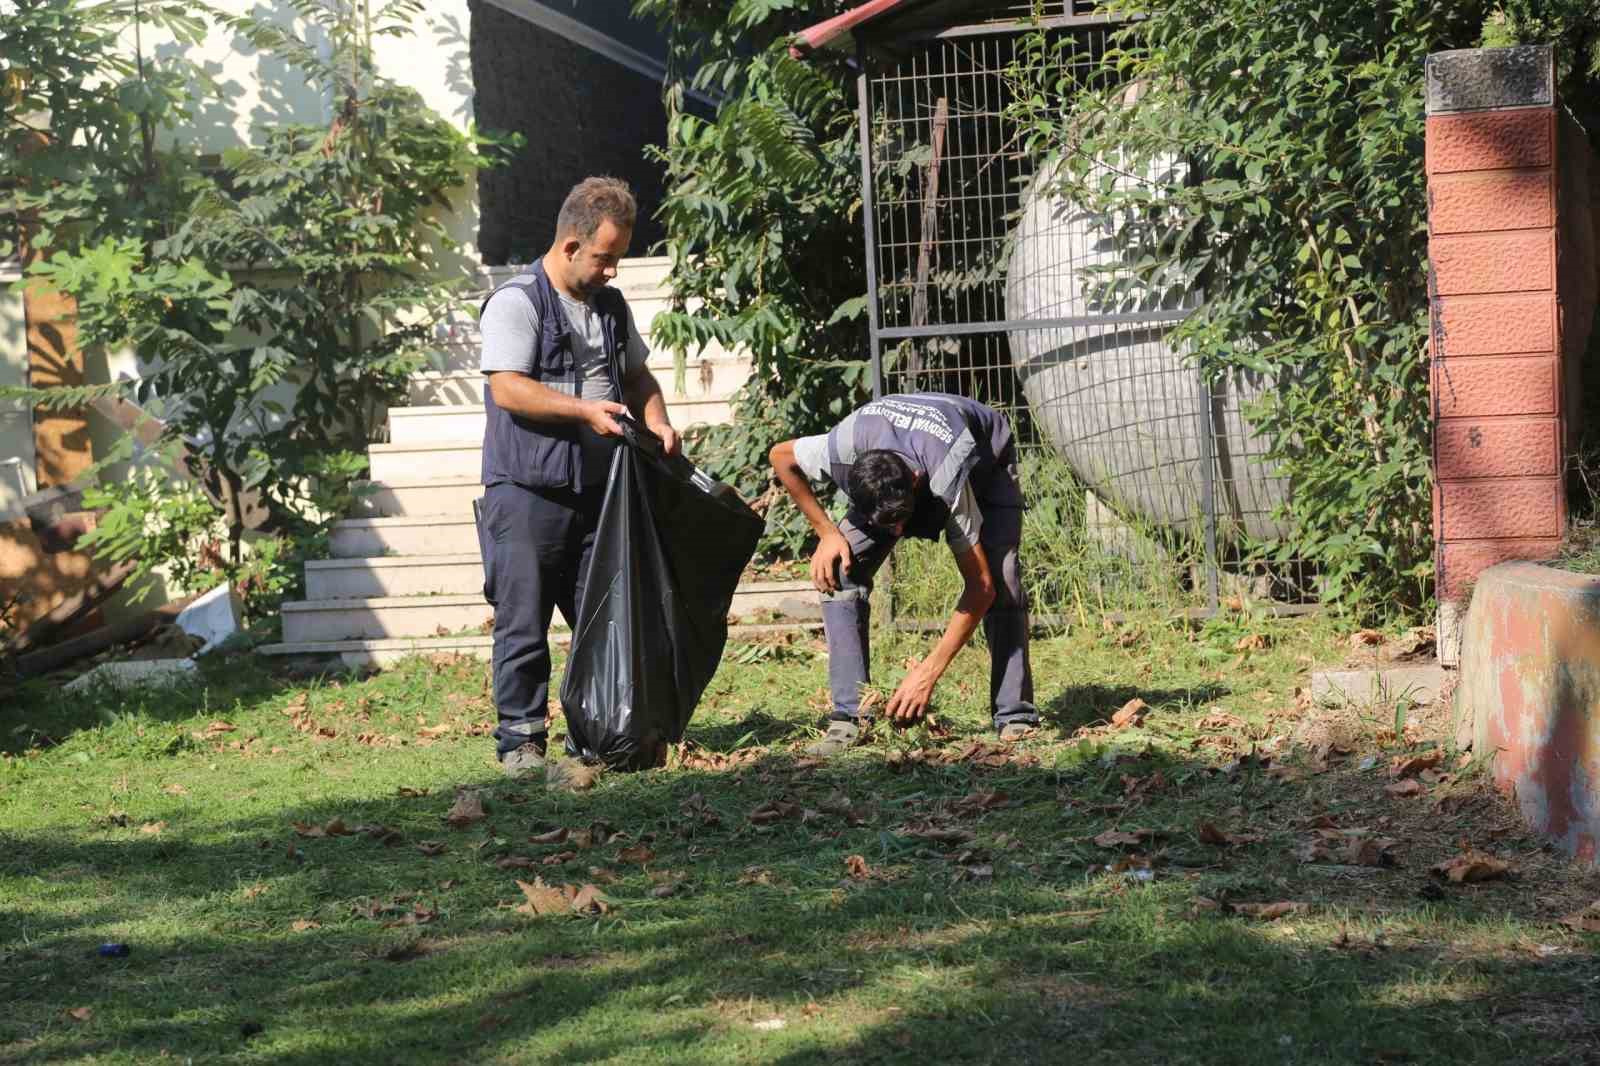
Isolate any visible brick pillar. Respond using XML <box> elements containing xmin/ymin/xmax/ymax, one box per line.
<box><xmin>1427</xmin><ymin>45</ymin><xmax>1567</xmax><ymax>662</ymax></box>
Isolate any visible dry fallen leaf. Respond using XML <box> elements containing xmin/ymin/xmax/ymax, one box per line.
<box><xmin>1233</xmin><ymin>633</ymin><xmax>1270</xmax><ymax>651</ymax></box>
<box><xmin>417</xmin><ymin>723</ymin><xmax>452</xmax><ymax>738</ymax></box>
<box><xmin>1390</xmin><ymin>751</ymin><xmax>1443</xmax><ymax>778</ymax></box>
<box><xmin>497</xmin><ymin>856</ymin><xmax>538</xmax><ymax>870</ymax></box>
<box><xmin>140</xmin><ymin>821</ymin><xmax>166</xmax><ymax>835</ymax></box>
<box><xmin>243</xmin><ymin>883</ymin><xmax>269</xmax><ymax>900</ymax></box>
<box><xmin>1094</xmin><ymin>828</ymin><xmax>1155</xmax><ymax>848</ymax></box>
<box><xmin>1558</xmin><ymin>902</ymin><xmax>1600</xmax><ymax>933</ymax></box>
<box><xmin>67</xmin><ymin>1007</ymin><xmax>93</xmax><ymax>1022</ymax></box>
<box><xmin>844</xmin><ymin>854</ymin><xmax>873</xmax><ymax>880</ymax></box>
<box><xmin>529</xmin><ymin>827</ymin><xmax>569</xmax><ymax>845</ymax></box>
<box><xmin>1111</xmin><ymin>698</ymin><xmax>1149</xmax><ymax>730</ymax></box>
<box><xmin>1349</xmin><ymin>629</ymin><xmax>1384</xmax><ymax>649</ymax></box>
<box><xmin>1431</xmin><ymin>851</ymin><xmax>1511</xmax><ymax>884</ymax></box>
<box><xmin>1385</xmin><ymin>779</ymin><xmax>1425</xmax><ymax>798</ymax></box>
<box><xmin>542</xmin><ymin>850</ymin><xmax>578</xmax><ymax>866</ymax></box>
<box><xmin>749</xmin><ymin>799</ymin><xmax>801</xmax><ymax>825</ymax></box>
<box><xmin>547</xmin><ymin>760</ymin><xmax>603</xmax><ymax>792</ymax></box>
<box><xmin>163</xmin><ymin>783</ymin><xmax>188</xmax><ymax>796</ymax></box>
<box><xmin>415</xmin><ymin>841</ymin><xmax>448</xmax><ymax>857</ymax></box>
<box><xmin>445</xmin><ymin>791</ymin><xmax>487</xmax><ymax>827</ymax></box>
<box><xmin>515</xmin><ymin>878</ymin><xmax>571</xmax><ymax>916</ymax></box>
<box><xmin>1231</xmin><ymin>901</ymin><xmax>1305</xmax><ymax>921</ymax></box>
<box><xmin>1197</xmin><ymin>821</ymin><xmax>1262</xmax><ymax>847</ymax></box>
<box><xmin>291</xmin><ymin>919</ymin><xmax>320</xmax><ymax>932</ymax></box>
<box><xmin>568</xmin><ymin>883</ymin><xmax>610</xmax><ymax>915</ymax></box>
<box><xmin>617</xmin><ymin>845</ymin><xmax>656</xmax><ymax>865</ymax></box>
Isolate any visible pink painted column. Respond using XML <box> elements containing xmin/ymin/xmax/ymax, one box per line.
<box><xmin>1426</xmin><ymin>46</ymin><xmax>1565</xmax><ymax>654</ymax></box>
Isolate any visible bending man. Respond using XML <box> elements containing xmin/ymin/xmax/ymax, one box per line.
<box><xmin>770</xmin><ymin>392</ymin><xmax>1039</xmax><ymax>756</ymax></box>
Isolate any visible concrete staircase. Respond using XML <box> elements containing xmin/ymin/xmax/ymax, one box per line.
<box><xmin>259</xmin><ymin>257</ymin><xmax>820</xmax><ymax>668</ymax></box>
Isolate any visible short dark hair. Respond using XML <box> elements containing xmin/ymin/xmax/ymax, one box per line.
<box><xmin>847</xmin><ymin>450</ymin><xmax>917</xmax><ymax>531</ymax></box>
<box><xmin>555</xmin><ymin>177</ymin><xmax>637</xmax><ymax>242</ymax></box>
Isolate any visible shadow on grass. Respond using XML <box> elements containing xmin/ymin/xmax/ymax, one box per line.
<box><xmin>4</xmin><ymin>733</ymin><xmax>1596</xmax><ymax>1065</ymax></box>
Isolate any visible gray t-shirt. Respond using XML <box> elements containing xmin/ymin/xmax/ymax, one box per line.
<box><xmin>791</xmin><ymin>434</ymin><xmax>983</xmax><ymax>553</ymax></box>
<box><xmin>480</xmin><ymin>286</ymin><xmax>651</xmax><ymax>485</ymax></box>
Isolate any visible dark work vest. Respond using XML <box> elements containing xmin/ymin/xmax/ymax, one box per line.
<box><xmin>479</xmin><ymin>260</ymin><xmax>627</xmax><ymax>491</ymax></box>
<box><xmin>826</xmin><ymin>393</ymin><xmax>1022</xmax><ymax>540</ymax></box>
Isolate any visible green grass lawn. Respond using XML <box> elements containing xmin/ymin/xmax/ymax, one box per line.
<box><xmin>3</xmin><ymin>612</ymin><xmax>1598</xmax><ymax>1064</ymax></box>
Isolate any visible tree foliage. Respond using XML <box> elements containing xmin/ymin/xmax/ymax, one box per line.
<box><xmin>631</xmin><ymin>0</ymin><xmax>872</xmax><ymax>555</ymax></box>
<box><xmin>1009</xmin><ymin>0</ymin><xmax>1599</xmax><ymax>618</ymax></box>
<box><xmin>3</xmin><ymin>0</ymin><xmax>506</xmax><ymax>613</ymax></box>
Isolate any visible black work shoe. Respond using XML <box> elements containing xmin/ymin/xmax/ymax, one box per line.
<box><xmin>998</xmin><ymin>722</ymin><xmax>1037</xmax><ymax>742</ymax></box>
<box><xmin>501</xmin><ymin>740</ymin><xmax>548</xmax><ymax>778</ymax></box>
<box><xmin>805</xmin><ymin>719</ymin><xmax>863</xmax><ymax>757</ymax></box>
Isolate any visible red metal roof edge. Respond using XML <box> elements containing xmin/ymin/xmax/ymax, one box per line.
<box><xmin>789</xmin><ymin>0</ymin><xmax>913</xmax><ymax>58</ymax></box>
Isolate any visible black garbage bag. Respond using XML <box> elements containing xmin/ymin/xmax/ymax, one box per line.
<box><xmin>560</xmin><ymin>419</ymin><xmax>763</xmax><ymax>769</ymax></box>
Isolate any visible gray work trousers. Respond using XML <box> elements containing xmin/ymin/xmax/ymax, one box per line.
<box><xmin>821</xmin><ymin>505</ymin><xmax>1038</xmax><ymax>729</ymax></box>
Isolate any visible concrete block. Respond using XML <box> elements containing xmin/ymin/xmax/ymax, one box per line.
<box><xmin>1455</xmin><ymin>561</ymin><xmax>1600</xmax><ymax>864</ymax></box>
<box><xmin>65</xmin><ymin>658</ymin><xmax>199</xmax><ymax>693</ymax></box>
<box><xmin>1438</xmin><ymin>537</ymin><xmax>1562</xmax><ymax>601</ymax></box>
<box><xmin>1435</xmin><ymin>477</ymin><xmax>1562</xmax><ymax>540</ymax></box>
<box><xmin>1309</xmin><ymin>664</ymin><xmax>1447</xmax><ymax>707</ymax></box>
<box><xmin>1435</xmin><ymin>417</ymin><xmax>1558</xmax><ymax>480</ymax></box>
<box><xmin>1428</xmin><ymin>168</ymin><xmax>1554</xmax><ymax>234</ymax></box>
<box><xmin>1433</xmin><ymin>293</ymin><xmax>1555</xmax><ymax>357</ymax></box>
<box><xmin>1425</xmin><ymin>46</ymin><xmax>1553</xmax><ymax>116</ymax></box>
<box><xmin>1426</xmin><ymin>108</ymin><xmax>1554</xmax><ymax>174</ymax></box>
<box><xmin>1430</xmin><ymin>230</ymin><xmax>1555</xmax><ymax>296</ymax></box>
<box><xmin>1432</xmin><ymin>356</ymin><xmax>1556</xmax><ymax>418</ymax></box>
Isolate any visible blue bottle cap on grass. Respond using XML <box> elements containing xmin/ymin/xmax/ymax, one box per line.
<box><xmin>97</xmin><ymin>943</ymin><xmax>130</xmax><ymax>958</ymax></box>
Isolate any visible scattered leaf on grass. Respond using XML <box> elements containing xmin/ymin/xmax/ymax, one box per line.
<box><xmin>897</xmin><ymin>820</ymin><xmax>975</xmax><ymax>845</ymax></box>
<box><xmin>1431</xmin><ymin>851</ymin><xmax>1511</xmax><ymax>884</ymax></box>
<box><xmin>587</xmin><ymin>866</ymin><xmax>620</xmax><ymax>884</ymax></box>
<box><xmin>954</xmin><ymin>863</ymin><xmax>994</xmax><ymax>882</ymax></box>
<box><xmin>752</xmin><ymin>1018</ymin><xmax>787</xmax><ymax>1032</ymax></box>
<box><xmin>1391</xmin><ymin>751</ymin><xmax>1443</xmax><ymax>778</ymax></box>
<box><xmin>1385</xmin><ymin>779</ymin><xmax>1425</xmax><ymax>798</ymax></box>
<box><xmin>291</xmin><ymin>919</ymin><xmax>320</xmax><ymax>932</ymax></box>
<box><xmin>1349</xmin><ymin>629</ymin><xmax>1384</xmax><ymax>649</ymax></box>
<box><xmin>446</xmin><ymin>791</ymin><xmax>487</xmax><ymax>827</ymax></box>
<box><xmin>67</xmin><ymin>1007</ymin><xmax>93</xmax><ymax>1022</ymax></box>
<box><xmin>542</xmin><ymin>850</ymin><xmax>578</xmax><ymax>866</ymax></box>
<box><xmin>617</xmin><ymin>845</ymin><xmax>656</xmax><ymax>865</ymax></box>
<box><xmin>1110</xmin><ymin>699</ymin><xmax>1148</xmax><ymax>730</ymax></box>
<box><xmin>415</xmin><ymin>841</ymin><xmax>448</xmax><ymax>857</ymax></box>
<box><xmin>650</xmin><ymin>881</ymin><xmax>682</xmax><ymax>898</ymax></box>
<box><xmin>1094</xmin><ymin>828</ymin><xmax>1155</xmax><ymax>848</ymax></box>
<box><xmin>417</xmin><ymin>723</ymin><xmax>452</xmax><ymax>738</ymax></box>
<box><xmin>397</xmin><ymin>786</ymin><xmax>430</xmax><ymax>798</ymax></box>
<box><xmin>749</xmin><ymin>799</ymin><xmax>801</xmax><ymax>825</ymax></box>
<box><xmin>951</xmin><ymin>790</ymin><xmax>1009</xmax><ymax>815</ymax></box>
<box><xmin>515</xmin><ymin>878</ymin><xmax>611</xmax><ymax>917</ymax></box>
<box><xmin>1197</xmin><ymin>821</ymin><xmax>1262</xmax><ymax>847</ymax></box>
<box><xmin>163</xmin><ymin>783</ymin><xmax>188</xmax><ymax>796</ymax></box>
<box><xmin>1558</xmin><ymin>902</ymin><xmax>1600</xmax><ymax>933</ymax></box>
<box><xmin>530</xmin><ymin>827</ymin><xmax>568</xmax><ymax>845</ymax></box>
<box><xmin>497</xmin><ymin>856</ymin><xmax>537</xmax><ymax>870</ymax></box>
<box><xmin>547</xmin><ymin>760</ymin><xmax>603</xmax><ymax>792</ymax></box>
<box><xmin>140</xmin><ymin>821</ymin><xmax>166</xmax><ymax>835</ymax></box>
<box><xmin>243</xmin><ymin>883</ymin><xmax>269</xmax><ymax>900</ymax></box>
<box><xmin>844</xmin><ymin>854</ymin><xmax>873</xmax><ymax>880</ymax></box>
<box><xmin>1234</xmin><ymin>633</ymin><xmax>1270</xmax><ymax>651</ymax></box>
<box><xmin>739</xmin><ymin>866</ymin><xmax>774</xmax><ymax>886</ymax></box>
<box><xmin>1230</xmin><ymin>901</ymin><xmax>1305</xmax><ymax>921</ymax></box>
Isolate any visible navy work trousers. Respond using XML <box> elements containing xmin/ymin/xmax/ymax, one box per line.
<box><xmin>820</xmin><ymin>503</ymin><xmax>1039</xmax><ymax>730</ymax></box>
<box><xmin>477</xmin><ymin>482</ymin><xmax>602</xmax><ymax>757</ymax></box>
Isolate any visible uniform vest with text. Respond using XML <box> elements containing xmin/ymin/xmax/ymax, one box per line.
<box><xmin>825</xmin><ymin>393</ymin><xmax>1021</xmax><ymax>540</ymax></box>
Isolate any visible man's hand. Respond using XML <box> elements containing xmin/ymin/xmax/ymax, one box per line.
<box><xmin>647</xmin><ymin>419</ymin><xmax>680</xmax><ymax>457</ymax></box>
<box><xmin>810</xmin><ymin>530</ymin><xmax>853</xmax><ymax>594</ymax></box>
<box><xmin>583</xmin><ymin>399</ymin><xmax>629</xmax><ymax>437</ymax></box>
<box><xmin>885</xmin><ymin>662</ymin><xmax>937</xmax><ymax>722</ymax></box>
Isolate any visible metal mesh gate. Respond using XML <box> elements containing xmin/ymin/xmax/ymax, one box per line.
<box><xmin>855</xmin><ymin>4</ymin><xmax>1312</xmax><ymax>620</ymax></box>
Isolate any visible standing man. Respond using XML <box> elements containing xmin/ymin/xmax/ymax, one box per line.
<box><xmin>770</xmin><ymin>393</ymin><xmax>1040</xmax><ymax>756</ymax></box>
<box><xmin>477</xmin><ymin>177</ymin><xmax>679</xmax><ymax>777</ymax></box>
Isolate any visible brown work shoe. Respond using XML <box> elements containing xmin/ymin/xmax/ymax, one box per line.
<box><xmin>501</xmin><ymin>740</ymin><xmax>548</xmax><ymax>778</ymax></box>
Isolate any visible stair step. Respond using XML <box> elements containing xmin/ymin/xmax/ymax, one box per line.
<box><xmin>368</xmin><ymin>441</ymin><xmax>482</xmax><ymax>482</ymax></box>
<box><xmin>258</xmin><ymin>620</ymin><xmax>823</xmax><ymax>668</ymax></box>
<box><xmin>406</xmin><ymin>342</ymin><xmax>747</xmax><ymax>397</ymax></box>
<box><xmin>306</xmin><ymin>553</ymin><xmax>483</xmax><ymax>599</ymax></box>
<box><xmin>281</xmin><ymin>594</ymin><xmax>510</xmax><ymax>643</ymax></box>
<box><xmin>329</xmin><ymin>515</ymin><xmax>478</xmax><ymax>557</ymax></box>
<box><xmin>278</xmin><ymin>580</ymin><xmax>821</xmax><ymax>643</ymax></box>
<box><xmin>353</xmin><ymin>476</ymin><xmax>480</xmax><ymax>518</ymax></box>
